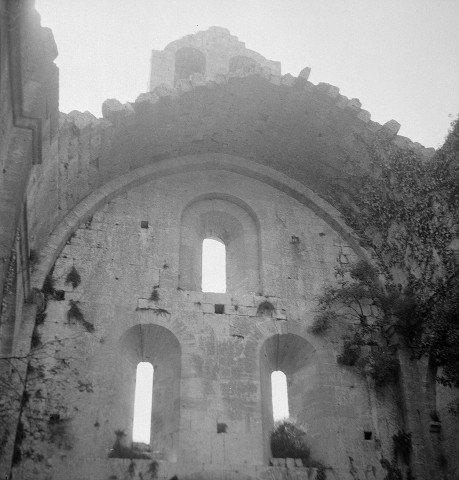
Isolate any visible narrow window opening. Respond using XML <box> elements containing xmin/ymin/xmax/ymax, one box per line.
<box><xmin>133</xmin><ymin>362</ymin><xmax>154</xmax><ymax>444</ymax></box>
<box><xmin>271</xmin><ymin>370</ymin><xmax>289</xmax><ymax>421</ymax></box>
<box><xmin>202</xmin><ymin>238</ymin><xmax>226</xmax><ymax>293</ymax></box>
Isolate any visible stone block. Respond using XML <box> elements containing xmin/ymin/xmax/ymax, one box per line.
<box><xmin>294</xmin><ymin>458</ymin><xmax>303</xmax><ymax>467</ymax></box>
<box><xmin>135</xmin><ymin>92</ymin><xmax>160</xmax><ymax>105</ymax></box>
<box><xmin>175</xmin><ymin>79</ymin><xmax>193</xmax><ymax>92</ymax></box>
<box><xmin>178</xmin><ymin>290</ymin><xmax>203</xmax><ymax>303</ymax></box>
<box><xmin>237</xmin><ymin>305</ymin><xmax>257</xmax><ymax>317</ymax></box>
<box><xmin>383</xmin><ymin>119</ymin><xmax>401</xmax><ymax>135</ymax></box>
<box><xmin>204</xmin><ymin>292</ymin><xmax>232</xmax><ymax>304</ymax></box>
<box><xmin>327</xmin><ymin>85</ymin><xmax>340</xmax><ymax>98</ymax></box>
<box><xmin>298</xmin><ymin>67</ymin><xmax>311</xmax><ymax>80</ymax></box>
<box><xmin>303</xmin><ymin>81</ymin><xmax>315</xmax><ymax>92</ymax></box>
<box><xmin>286</xmin><ymin>458</ymin><xmax>295</xmax><ymax>468</ymax></box>
<box><xmin>224</xmin><ymin>304</ymin><xmax>239</xmax><ymax>315</ymax></box>
<box><xmin>233</xmin><ymin>294</ymin><xmax>254</xmax><ymax>307</ymax></box>
<box><xmin>214</xmin><ymin>74</ymin><xmax>227</xmax><ymax>84</ymax></box>
<box><xmin>101</xmin><ymin>98</ymin><xmax>130</xmax><ymax>122</ymax></box>
<box><xmin>153</xmin><ymin>83</ymin><xmax>176</xmax><ymax>98</ymax></box>
<box><xmin>357</xmin><ymin>109</ymin><xmax>371</xmax><ymax>123</ymax></box>
<box><xmin>190</xmin><ymin>72</ymin><xmax>207</xmax><ymax>88</ymax></box>
<box><xmin>67</xmin><ymin>110</ymin><xmax>98</xmax><ymax>130</ymax></box>
<box><xmin>276</xmin><ymin>308</ymin><xmax>287</xmax><ymax>320</ymax></box>
<box><xmin>270</xmin><ymin>75</ymin><xmax>282</xmax><ymax>86</ymax></box>
<box><xmin>281</xmin><ymin>74</ymin><xmax>295</xmax><ymax>86</ymax></box>
<box><xmin>270</xmin><ymin>458</ymin><xmax>285</xmax><ymax>466</ymax></box>
<box><xmin>335</xmin><ymin>94</ymin><xmax>349</xmax><ymax>109</ymax></box>
<box><xmin>346</xmin><ymin>98</ymin><xmax>362</xmax><ymax>111</ymax></box>
<box><xmin>201</xmin><ymin>303</ymin><xmax>216</xmax><ymax>314</ymax></box>
<box><xmin>260</xmin><ymin>66</ymin><xmax>272</xmax><ymax>79</ymax></box>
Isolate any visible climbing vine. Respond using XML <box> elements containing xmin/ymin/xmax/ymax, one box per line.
<box><xmin>326</xmin><ymin>117</ymin><xmax>459</xmax><ymax>413</ymax></box>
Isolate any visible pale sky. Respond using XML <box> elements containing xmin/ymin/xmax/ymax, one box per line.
<box><xmin>35</xmin><ymin>0</ymin><xmax>459</xmax><ymax>148</ymax></box>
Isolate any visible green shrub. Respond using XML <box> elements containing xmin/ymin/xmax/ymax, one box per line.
<box><xmin>270</xmin><ymin>421</ymin><xmax>310</xmax><ymax>462</ymax></box>
<box><xmin>367</xmin><ymin>348</ymin><xmax>400</xmax><ymax>387</ymax></box>
<box><xmin>108</xmin><ymin>429</ymin><xmax>151</xmax><ymax>459</ymax></box>
<box><xmin>337</xmin><ymin>339</ymin><xmax>361</xmax><ymax>366</ymax></box>
<box><xmin>310</xmin><ymin>311</ymin><xmax>337</xmax><ymax>335</ymax></box>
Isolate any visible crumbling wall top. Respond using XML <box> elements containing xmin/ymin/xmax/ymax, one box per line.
<box><xmin>149</xmin><ymin>26</ymin><xmax>281</xmax><ymax>90</ymax></box>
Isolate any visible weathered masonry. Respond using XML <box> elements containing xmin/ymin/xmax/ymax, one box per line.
<box><xmin>1</xmin><ymin>2</ymin><xmax>458</xmax><ymax>480</ymax></box>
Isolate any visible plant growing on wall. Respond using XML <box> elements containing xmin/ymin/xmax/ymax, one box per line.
<box><xmin>108</xmin><ymin>429</ymin><xmax>151</xmax><ymax>459</ymax></box>
<box><xmin>257</xmin><ymin>300</ymin><xmax>275</xmax><ymax>317</ymax></box>
<box><xmin>325</xmin><ymin>116</ymin><xmax>459</xmax><ymax>413</ymax></box>
<box><xmin>67</xmin><ymin>300</ymin><xmax>94</xmax><ymax>332</ymax></box>
<box><xmin>65</xmin><ymin>266</ymin><xmax>81</xmax><ymax>289</ymax></box>
<box><xmin>0</xmin><ymin>333</ymin><xmax>87</xmax><ymax>467</ymax></box>
<box><xmin>149</xmin><ymin>286</ymin><xmax>159</xmax><ymax>302</ymax></box>
<box><xmin>270</xmin><ymin>421</ymin><xmax>327</xmax><ymax>472</ymax></box>
<box><xmin>313</xmin><ymin>260</ymin><xmax>402</xmax><ymax>386</ymax></box>
<box><xmin>270</xmin><ymin>421</ymin><xmax>310</xmax><ymax>463</ymax></box>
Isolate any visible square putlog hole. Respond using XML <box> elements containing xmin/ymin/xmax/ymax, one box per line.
<box><xmin>215</xmin><ymin>304</ymin><xmax>225</xmax><ymax>314</ymax></box>
<box><xmin>140</xmin><ymin>220</ymin><xmax>149</xmax><ymax>229</ymax></box>
<box><xmin>364</xmin><ymin>431</ymin><xmax>372</xmax><ymax>440</ymax></box>
<box><xmin>217</xmin><ymin>423</ymin><xmax>228</xmax><ymax>433</ymax></box>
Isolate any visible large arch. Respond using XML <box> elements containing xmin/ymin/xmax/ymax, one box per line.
<box><xmin>31</xmin><ymin>153</ymin><xmax>373</xmax><ymax>290</ymax></box>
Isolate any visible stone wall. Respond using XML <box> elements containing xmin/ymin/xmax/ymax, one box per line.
<box><xmin>49</xmin><ymin>65</ymin><xmax>434</xmax><ymax>255</ymax></box>
<box><xmin>149</xmin><ymin>27</ymin><xmax>281</xmax><ymax>90</ymax></box>
<box><xmin>0</xmin><ymin>0</ymin><xmax>59</xmax><ymax>474</ymax></box>
<box><xmin>14</xmin><ymin>165</ymin><xmax>408</xmax><ymax>480</ymax></box>
<box><xmin>1</xmin><ymin>10</ymin><xmax>457</xmax><ymax>480</ymax></box>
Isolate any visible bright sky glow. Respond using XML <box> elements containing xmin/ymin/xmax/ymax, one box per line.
<box><xmin>202</xmin><ymin>238</ymin><xmax>226</xmax><ymax>293</ymax></box>
<box><xmin>272</xmin><ymin>370</ymin><xmax>289</xmax><ymax>421</ymax></box>
<box><xmin>35</xmin><ymin>0</ymin><xmax>459</xmax><ymax>148</ymax></box>
<box><xmin>132</xmin><ymin>362</ymin><xmax>153</xmax><ymax>444</ymax></box>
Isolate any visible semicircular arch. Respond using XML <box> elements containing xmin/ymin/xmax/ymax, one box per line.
<box><xmin>31</xmin><ymin>153</ymin><xmax>372</xmax><ymax>289</ymax></box>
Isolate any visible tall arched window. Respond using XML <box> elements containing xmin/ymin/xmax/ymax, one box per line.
<box><xmin>132</xmin><ymin>362</ymin><xmax>154</xmax><ymax>444</ymax></box>
<box><xmin>271</xmin><ymin>370</ymin><xmax>289</xmax><ymax>421</ymax></box>
<box><xmin>202</xmin><ymin>238</ymin><xmax>226</xmax><ymax>293</ymax></box>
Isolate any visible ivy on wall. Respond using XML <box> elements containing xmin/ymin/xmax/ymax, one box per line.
<box><xmin>326</xmin><ymin>117</ymin><xmax>459</xmax><ymax>414</ymax></box>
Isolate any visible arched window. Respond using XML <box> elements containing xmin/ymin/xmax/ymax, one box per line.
<box><xmin>202</xmin><ymin>238</ymin><xmax>226</xmax><ymax>293</ymax></box>
<box><xmin>179</xmin><ymin>195</ymin><xmax>261</xmax><ymax>295</ymax></box>
<box><xmin>119</xmin><ymin>324</ymin><xmax>181</xmax><ymax>461</ymax></box>
<box><xmin>174</xmin><ymin>47</ymin><xmax>206</xmax><ymax>84</ymax></box>
<box><xmin>271</xmin><ymin>370</ymin><xmax>289</xmax><ymax>421</ymax></box>
<box><xmin>132</xmin><ymin>362</ymin><xmax>154</xmax><ymax>444</ymax></box>
<box><xmin>260</xmin><ymin>334</ymin><xmax>316</xmax><ymax>462</ymax></box>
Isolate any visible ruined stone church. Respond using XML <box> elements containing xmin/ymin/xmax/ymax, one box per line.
<box><xmin>1</xmin><ymin>2</ymin><xmax>458</xmax><ymax>480</ymax></box>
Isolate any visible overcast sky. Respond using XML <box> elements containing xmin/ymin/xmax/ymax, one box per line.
<box><xmin>35</xmin><ymin>0</ymin><xmax>459</xmax><ymax>148</ymax></box>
